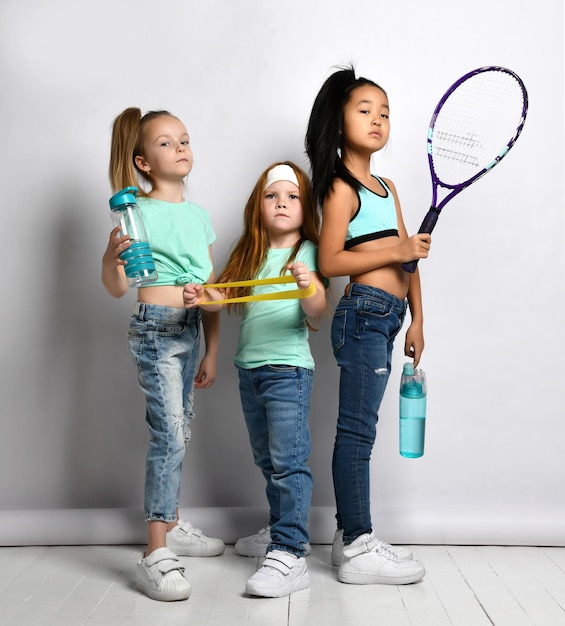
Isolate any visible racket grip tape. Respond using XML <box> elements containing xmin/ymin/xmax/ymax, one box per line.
<box><xmin>402</xmin><ymin>207</ymin><xmax>440</xmax><ymax>273</ymax></box>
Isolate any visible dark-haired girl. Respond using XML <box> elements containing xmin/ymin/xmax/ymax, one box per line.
<box><xmin>306</xmin><ymin>67</ymin><xmax>431</xmax><ymax>586</ymax></box>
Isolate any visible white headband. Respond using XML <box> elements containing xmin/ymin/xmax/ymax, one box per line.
<box><xmin>264</xmin><ymin>164</ymin><xmax>299</xmax><ymax>190</ymax></box>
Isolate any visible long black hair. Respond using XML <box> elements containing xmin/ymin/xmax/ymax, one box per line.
<box><xmin>305</xmin><ymin>65</ymin><xmax>386</xmax><ymax>207</ymax></box>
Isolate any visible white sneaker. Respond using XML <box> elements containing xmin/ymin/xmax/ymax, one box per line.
<box><xmin>166</xmin><ymin>519</ymin><xmax>225</xmax><ymax>557</ymax></box>
<box><xmin>136</xmin><ymin>547</ymin><xmax>191</xmax><ymax>601</ymax></box>
<box><xmin>331</xmin><ymin>529</ymin><xmax>413</xmax><ymax>566</ymax></box>
<box><xmin>234</xmin><ymin>525</ymin><xmax>312</xmax><ymax>557</ymax></box>
<box><xmin>338</xmin><ymin>533</ymin><xmax>425</xmax><ymax>585</ymax></box>
<box><xmin>246</xmin><ymin>550</ymin><xmax>310</xmax><ymax>597</ymax></box>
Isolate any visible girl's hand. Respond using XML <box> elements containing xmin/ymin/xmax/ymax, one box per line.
<box><xmin>183</xmin><ymin>283</ymin><xmax>206</xmax><ymax>308</ymax></box>
<box><xmin>103</xmin><ymin>226</ymin><xmax>130</xmax><ymax>268</ymax></box>
<box><xmin>194</xmin><ymin>353</ymin><xmax>217</xmax><ymax>389</ymax></box>
<box><xmin>404</xmin><ymin>322</ymin><xmax>424</xmax><ymax>368</ymax></box>
<box><xmin>288</xmin><ymin>262</ymin><xmax>311</xmax><ymax>289</ymax></box>
<box><xmin>290</xmin><ymin>264</ymin><xmax>327</xmax><ymax>317</ymax></box>
<box><xmin>101</xmin><ymin>226</ymin><xmax>130</xmax><ymax>298</ymax></box>
<box><xmin>184</xmin><ymin>284</ymin><xmax>224</xmax><ymax>311</ymax></box>
<box><xmin>398</xmin><ymin>234</ymin><xmax>432</xmax><ymax>263</ymax></box>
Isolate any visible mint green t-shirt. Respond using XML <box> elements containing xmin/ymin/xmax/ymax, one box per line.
<box><xmin>234</xmin><ymin>241</ymin><xmax>320</xmax><ymax>370</ymax></box>
<box><xmin>137</xmin><ymin>196</ymin><xmax>216</xmax><ymax>286</ymax></box>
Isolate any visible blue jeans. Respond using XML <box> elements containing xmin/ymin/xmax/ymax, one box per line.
<box><xmin>128</xmin><ymin>302</ymin><xmax>201</xmax><ymax>523</ymax></box>
<box><xmin>238</xmin><ymin>365</ymin><xmax>314</xmax><ymax>557</ymax></box>
<box><xmin>330</xmin><ymin>284</ymin><xmax>407</xmax><ymax>545</ymax></box>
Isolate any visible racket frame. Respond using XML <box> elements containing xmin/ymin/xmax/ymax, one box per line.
<box><xmin>402</xmin><ymin>65</ymin><xmax>528</xmax><ymax>273</ymax></box>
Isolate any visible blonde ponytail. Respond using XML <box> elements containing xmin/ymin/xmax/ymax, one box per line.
<box><xmin>108</xmin><ymin>108</ymin><xmax>175</xmax><ymax>194</ymax></box>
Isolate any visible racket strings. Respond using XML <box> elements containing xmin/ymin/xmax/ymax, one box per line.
<box><xmin>430</xmin><ymin>70</ymin><xmax>526</xmax><ymax>186</ymax></box>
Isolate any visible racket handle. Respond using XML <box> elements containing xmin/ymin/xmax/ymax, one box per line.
<box><xmin>402</xmin><ymin>208</ymin><xmax>440</xmax><ymax>273</ymax></box>
<box><xmin>402</xmin><ymin>259</ymin><xmax>419</xmax><ymax>273</ymax></box>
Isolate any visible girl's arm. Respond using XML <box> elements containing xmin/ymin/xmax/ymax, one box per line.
<box><xmin>195</xmin><ymin>308</ymin><xmax>219</xmax><ymax>388</ymax></box>
<box><xmin>102</xmin><ymin>226</ymin><xmax>130</xmax><ymax>298</ymax></box>
<box><xmin>318</xmin><ymin>178</ymin><xmax>431</xmax><ymax>278</ymax></box>
<box><xmin>394</xmin><ymin>185</ymin><xmax>426</xmax><ymax>367</ymax></box>
<box><xmin>194</xmin><ymin>249</ymin><xmax>219</xmax><ymax>389</ymax></box>
<box><xmin>289</xmin><ymin>262</ymin><xmax>327</xmax><ymax>318</ymax></box>
<box><xmin>405</xmin><ymin>271</ymin><xmax>425</xmax><ymax>367</ymax></box>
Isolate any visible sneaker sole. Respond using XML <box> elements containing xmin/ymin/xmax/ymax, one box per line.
<box><xmin>337</xmin><ymin>567</ymin><xmax>425</xmax><ymax>585</ymax></box>
<box><xmin>331</xmin><ymin>547</ymin><xmax>413</xmax><ymax>567</ymax></box>
<box><xmin>246</xmin><ymin>572</ymin><xmax>311</xmax><ymax>598</ymax></box>
<box><xmin>167</xmin><ymin>544</ymin><xmax>225</xmax><ymax>557</ymax></box>
<box><xmin>137</xmin><ymin>579</ymin><xmax>191</xmax><ymax>601</ymax></box>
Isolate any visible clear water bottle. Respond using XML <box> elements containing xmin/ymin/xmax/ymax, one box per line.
<box><xmin>399</xmin><ymin>362</ymin><xmax>427</xmax><ymax>458</ymax></box>
<box><xmin>109</xmin><ymin>186</ymin><xmax>158</xmax><ymax>287</ymax></box>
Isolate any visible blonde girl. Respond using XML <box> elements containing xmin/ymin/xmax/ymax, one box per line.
<box><xmin>102</xmin><ymin>108</ymin><xmax>224</xmax><ymax>602</ymax></box>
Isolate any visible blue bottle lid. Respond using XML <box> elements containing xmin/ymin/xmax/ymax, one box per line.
<box><xmin>109</xmin><ymin>186</ymin><xmax>138</xmax><ymax>210</ymax></box>
<box><xmin>403</xmin><ymin>362</ymin><xmax>415</xmax><ymax>376</ymax></box>
<box><xmin>401</xmin><ymin>362</ymin><xmax>424</xmax><ymax>397</ymax></box>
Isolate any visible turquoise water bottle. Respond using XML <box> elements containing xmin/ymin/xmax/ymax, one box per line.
<box><xmin>399</xmin><ymin>362</ymin><xmax>427</xmax><ymax>458</ymax></box>
<box><xmin>109</xmin><ymin>186</ymin><xmax>158</xmax><ymax>286</ymax></box>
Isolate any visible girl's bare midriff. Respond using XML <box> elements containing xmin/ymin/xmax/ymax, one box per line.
<box><xmin>349</xmin><ymin>235</ymin><xmax>409</xmax><ymax>301</ymax></box>
<box><xmin>138</xmin><ymin>285</ymin><xmax>186</xmax><ymax>309</ymax></box>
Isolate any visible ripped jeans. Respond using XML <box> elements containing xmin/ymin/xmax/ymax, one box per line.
<box><xmin>128</xmin><ymin>302</ymin><xmax>201</xmax><ymax>522</ymax></box>
<box><xmin>330</xmin><ymin>284</ymin><xmax>406</xmax><ymax>544</ymax></box>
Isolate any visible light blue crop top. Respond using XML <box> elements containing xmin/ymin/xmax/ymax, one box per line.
<box><xmin>138</xmin><ymin>196</ymin><xmax>216</xmax><ymax>285</ymax></box>
<box><xmin>344</xmin><ymin>175</ymin><xmax>399</xmax><ymax>250</ymax></box>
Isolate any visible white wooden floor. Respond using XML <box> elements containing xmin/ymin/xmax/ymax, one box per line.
<box><xmin>1</xmin><ymin>544</ymin><xmax>564</xmax><ymax>626</ymax></box>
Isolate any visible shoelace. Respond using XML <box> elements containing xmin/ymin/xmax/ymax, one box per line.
<box><xmin>368</xmin><ymin>537</ymin><xmax>401</xmax><ymax>562</ymax></box>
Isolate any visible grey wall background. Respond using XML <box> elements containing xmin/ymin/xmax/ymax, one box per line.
<box><xmin>0</xmin><ymin>0</ymin><xmax>563</xmax><ymax>546</ymax></box>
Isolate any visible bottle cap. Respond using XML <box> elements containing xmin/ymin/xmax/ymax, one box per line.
<box><xmin>403</xmin><ymin>362</ymin><xmax>415</xmax><ymax>376</ymax></box>
<box><xmin>109</xmin><ymin>186</ymin><xmax>138</xmax><ymax>210</ymax></box>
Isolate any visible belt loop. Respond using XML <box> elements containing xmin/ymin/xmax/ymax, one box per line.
<box><xmin>134</xmin><ymin>301</ymin><xmax>142</xmax><ymax>317</ymax></box>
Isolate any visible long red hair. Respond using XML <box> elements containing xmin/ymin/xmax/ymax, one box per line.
<box><xmin>217</xmin><ymin>161</ymin><xmax>320</xmax><ymax>314</ymax></box>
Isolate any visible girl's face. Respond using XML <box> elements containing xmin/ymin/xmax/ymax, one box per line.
<box><xmin>341</xmin><ymin>84</ymin><xmax>390</xmax><ymax>156</ymax></box>
<box><xmin>135</xmin><ymin>115</ymin><xmax>193</xmax><ymax>182</ymax></box>
<box><xmin>261</xmin><ymin>180</ymin><xmax>303</xmax><ymax>246</ymax></box>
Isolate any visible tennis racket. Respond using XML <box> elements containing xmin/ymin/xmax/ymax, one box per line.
<box><xmin>402</xmin><ymin>66</ymin><xmax>528</xmax><ymax>273</ymax></box>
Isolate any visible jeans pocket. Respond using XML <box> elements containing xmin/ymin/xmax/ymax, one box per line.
<box><xmin>128</xmin><ymin>316</ymin><xmax>144</xmax><ymax>361</ymax></box>
<box><xmin>359</xmin><ymin>297</ymin><xmax>393</xmax><ymax>318</ymax></box>
<box><xmin>331</xmin><ymin>309</ymin><xmax>347</xmax><ymax>354</ymax></box>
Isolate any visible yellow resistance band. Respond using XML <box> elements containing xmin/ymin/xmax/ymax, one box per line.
<box><xmin>200</xmin><ymin>275</ymin><xmax>316</xmax><ymax>305</ymax></box>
